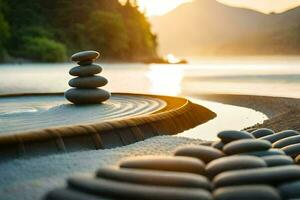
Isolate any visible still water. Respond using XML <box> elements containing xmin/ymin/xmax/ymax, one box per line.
<box><xmin>0</xmin><ymin>56</ymin><xmax>299</xmax><ymax>139</ymax></box>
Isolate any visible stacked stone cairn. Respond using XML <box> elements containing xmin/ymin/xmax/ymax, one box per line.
<box><xmin>65</xmin><ymin>51</ymin><xmax>110</xmax><ymax>104</ymax></box>
<box><xmin>45</xmin><ymin>128</ymin><xmax>300</xmax><ymax>200</ymax></box>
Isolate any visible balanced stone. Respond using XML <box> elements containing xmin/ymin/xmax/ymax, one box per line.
<box><xmin>96</xmin><ymin>167</ymin><xmax>212</xmax><ymax>190</ymax></box>
<box><xmin>78</xmin><ymin>60</ymin><xmax>93</xmax><ymax>66</ymax></box>
<box><xmin>278</xmin><ymin>180</ymin><xmax>300</xmax><ymax>199</ymax></box>
<box><xmin>65</xmin><ymin>88</ymin><xmax>110</xmax><ymax>104</ymax></box>
<box><xmin>213</xmin><ymin>165</ymin><xmax>300</xmax><ymax>188</ymax></box>
<box><xmin>260</xmin><ymin>130</ymin><xmax>299</xmax><ymax>143</ymax></box>
<box><xmin>273</xmin><ymin>135</ymin><xmax>300</xmax><ymax>148</ymax></box>
<box><xmin>262</xmin><ymin>155</ymin><xmax>294</xmax><ymax>167</ymax></box>
<box><xmin>69</xmin><ymin>64</ymin><xmax>102</xmax><ymax>77</ymax></box>
<box><xmin>119</xmin><ymin>156</ymin><xmax>206</xmax><ymax>175</ymax></box>
<box><xmin>212</xmin><ymin>141</ymin><xmax>225</xmax><ymax>150</ymax></box>
<box><xmin>281</xmin><ymin>143</ymin><xmax>300</xmax><ymax>158</ymax></box>
<box><xmin>239</xmin><ymin>149</ymin><xmax>285</xmax><ymax>157</ymax></box>
<box><xmin>69</xmin><ymin>76</ymin><xmax>108</xmax><ymax>88</ymax></box>
<box><xmin>71</xmin><ymin>50</ymin><xmax>100</xmax><ymax>62</ymax></box>
<box><xmin>223</xmin><ymin>139</ymin><xmax>271</xmax><ymax>155</ymax></box>
<box><xmin>174</xmin><ymin>145</ymin><xmax>224</xmax><ymax>163</ymax></box>
<box><xmin>251</xmin><ymin>128</ymin><xmax>274</xmax><ymax>138</ymax></box>
<box><xmin>205</xmin><ymin>155</ymin><xmax>267</xmax><ymax>178</ymax></box>
<box><xmin>213</xmin><ymin>185</ymin><xmax>281</xmax><ymax>200</ymax></box>
<box><xmin>68</xmin><ymin>176</ymin><xmax>213</xmax><ymax>200</ymax></box>
<box><xmin>217</xmin><ymin>130</ymin><xmax>254</xmax><ymax>143</ymax></box>
<box><xmin>44</xmin><ymin>188</ymin><xmax>109</xmax><ymax>200</ymax></box>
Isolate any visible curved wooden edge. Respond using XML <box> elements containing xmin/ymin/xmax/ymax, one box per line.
<box><xmin>0</xmin><ymin>93</ymin><xmax>216</xmax><ymax>158</ymax></box>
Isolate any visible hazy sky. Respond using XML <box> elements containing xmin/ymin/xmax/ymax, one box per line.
<box><xmin>137</xmin><ymin>0</ymin><xmax>300</xmax><ymax>16</ymax></box>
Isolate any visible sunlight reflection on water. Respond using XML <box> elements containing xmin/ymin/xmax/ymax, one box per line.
<box><xmin>147</xmin><ymin>65</ymin><xmax>183</xmax><ymax>96</ymax></box>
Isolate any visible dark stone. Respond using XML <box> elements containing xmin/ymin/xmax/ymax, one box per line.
<box><xmin>205</xmin><ymin>155</ymin><xmax>267</xmax><ymax>178</ymax></box>
<box><xmin>68</xmin><ymin>176</ymin><xmax>213</xmax><ymax>200</ymax></box>
<box><xmin>212</xmin><ymin>141</ymin><xmax>224</xmax><ymax>150</ymax></box>
<box><xmin>262</xmin><ymin>155</ymin><xmax>294</xmax><ymax>167</ymax></box>
<box><xmin>69</xmin><ymin>76</ymin><xmax>108</xmax><ymax>88</ymax></box>
<box><xmin>281</xmin><ymin>143</ymin><xmax>300</xmax><ymax>158</ymax></box>
<box><xmin>273</xmin><ymin>135</ymin><xmax>300</xmax><ymax>148</ymax></box>
<box><xmin>71</xmin><ymin>51</ymin><xmax>100</xmax><ymax>62</ymax></box>
<box><xmin>96</xmin><ymin>167</ymin><xmax>212</xmax><ymax>190</ymax></box>
<box><xmin>174</xmin><ymin>145</ymin><xmax>224</xmax><ymax>163</ymax></box>
<box><xmin>213</xmin><ymin>165</ymin><xmax>300</xmax><ymax>188</ymax></box>
<box><xmin>278</xmin><ymin>180</ymin><xmax>300</xmax><ymax>199</ymax></box>
<box><xmin>251</xmin><ymin>128</ymin><xmax>274</xmax><ymax>138</ymax></box>
<box><xmin>214</xmin><ymin>185</ymin><xmax>281</xmax><ymax>200</ymax></box>
<box><xmin>260</xmin><ymin>130</ymin><xmax>299</xmax><ymax>143</ymax></box>
<box><xmin>223</xmin><ymin>139</ymin><xmax>271</xmax><ymax>155</ymax></box>
<box><xmin>217</xmin><ymin>130</ymin><xmax>254</xmax><ymax>143</ymax></box>
<box><xmin>119</xmin><ymin>156</ymin><xmax>206</xmax><ymax>175</ymax></box>
<box><xmin>239</xmin><ymin>149</ymin><xmax>285</xmax><ymax>157</ymax></box>
<box><xmin>44</xmin><ymin>188</ymin><xmax>110</xmax><ymax>200</ymax></box>
<box><xmin>69</xmin><ymin>64</ymin><xmax>102</xmax><ymax>77</ymax></box>
<box><xmin>65</xmin><ymin>88</ymin><xmax>110</xmax><ymax>104</ymax></box>
<box><xmin>78</xmin><ymin>60</ymin><xmax>93</xmax><ymax>66</ymax></box>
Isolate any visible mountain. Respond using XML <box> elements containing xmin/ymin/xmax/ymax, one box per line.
<box><xmin>151</xmin><ymin>0</ymin><xmax>300</xmax><ymax>56</ymax></box>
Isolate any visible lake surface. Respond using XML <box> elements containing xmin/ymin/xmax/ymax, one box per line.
<box><xmin>0</xmin><ymin>56</ymin><xmax>299</xmax><ymax>139</ymax></box>
<box><xmin>0</xmin><ymin>56</ymin><xmax>299</xmax><ymax>98</ymax></box>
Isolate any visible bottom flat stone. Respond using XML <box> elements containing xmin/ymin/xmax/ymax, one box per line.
<box><xmin>68</xmin><ymin>176</ymin><xmax>213</xmax><ymax>200</ymax></box>
<box><xmin>65</xmin><ymin>88</ymin><xmax>110</xmax><ymax>104</ymax></box>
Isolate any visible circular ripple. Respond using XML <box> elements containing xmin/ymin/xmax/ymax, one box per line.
<box><xmin>0</xmin><ymin>94</ymin><xmax>166</xmax><ymax>135</ymax></box>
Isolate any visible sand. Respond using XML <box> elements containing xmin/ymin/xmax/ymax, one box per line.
<box><xmin>198</xmin><ymin>94</ymin><xmax>300</xmax><ymax>132</ymax></box>
<box><xmin>0</xmin><ymin>94</ymin><xmax>166</xmax><ymax>134</ymax></box>
<box><xmin>1</xmin><ymin>94</ymin><xmax>299</xmax><ymax>200</ymax></box>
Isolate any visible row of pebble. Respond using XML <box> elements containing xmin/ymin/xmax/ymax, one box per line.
<box><xmin>45</xmin><ymin>128</ymin><xmax>300</xmax><ymax>200</ymax></box>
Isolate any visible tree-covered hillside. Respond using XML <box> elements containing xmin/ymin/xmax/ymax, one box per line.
<box><xmin>0</xmin><ymin>0</ymin><xmax>158</xmax><ymax>62</ymax></box>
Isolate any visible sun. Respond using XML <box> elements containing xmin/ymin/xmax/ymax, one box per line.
<box><xmin>137</xmin><ymin>0</ymin><xmax>191</xmax><ymax>16</ymax></box>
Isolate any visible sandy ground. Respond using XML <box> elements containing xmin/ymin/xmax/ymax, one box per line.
<box><xmin>198</xmin><ymin>94</ymin><xmax>300</xmax><ymax>132</ymax></box>
<box><xmin>0</xmin><ymin>136</ymin><xmax>209</xmax><ymax>200</ymax></box>
<box><xmin>1</xmin><ymin>94</ymin><xmax>299</xmax><ymax>200</ymax></box>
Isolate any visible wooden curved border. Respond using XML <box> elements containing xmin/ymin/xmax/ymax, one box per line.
<box><xmin>0</xmin><ymin>93</ymin><xmax>216</xmax><ymax>158</ymax></box>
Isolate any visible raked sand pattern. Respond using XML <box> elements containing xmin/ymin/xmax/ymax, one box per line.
<box><xmin>0</xmin><ymin>94</ymin><xmax>166</xmax><ymax>135</ymax></box>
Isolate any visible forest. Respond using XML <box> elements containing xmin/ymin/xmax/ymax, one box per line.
<box><xmin>0</xmin><ymin>0</ymin><xmax>158</xmax><ymax>62</ymax></box>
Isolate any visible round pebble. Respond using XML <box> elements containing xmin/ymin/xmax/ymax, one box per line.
<box><xmin>71</xmin><ymin>51</ymin><xmax>100</xmax><ymax>62</ymax></box>
<box><xmin>251</xmin><ymin>128</ymin><xmax>274</xmax><ymax>138</ymax></box>
<box><xmin>69</xmin><ymin>76</ymin><xmax>108</xmax><ymax>88</ymax></box>
<box><xmin>206</xmin><ymin>155</ymin><xmax>267</xmax><ymax>178</ymax></box>
<box><xmin>68</xmin><ymin>176</ymin><xmax>213</xmax><ymax>200</ymax></box>
<box><xmin>281</xmin><ymin>143</ymin><xmax>300</xmax><ymax>158</ymax></box>
<box><xmin>174</xmin><ymin>145</ymin><xmax>224</xmax><ymax>163</ymax></box>
<box><xmin>262</xmin><ymin>155</ymin><xmax>294</xmax><ymax>167</ymax></box>
<box><xmin>214</xmin><ymin>185</ymin><xmax>281</xmax><ymax>200</ymax></box>
<box><xmin>217</xmin><ymin>130</ymin><xmax>254</xmax><ymax>143</ymax></box>
<box><xmin>273</xmin><ymin>135</ymin><xmax>300</xmax><ymax>148</ymax></box>
<box><xmin>78</xmin><ymin>60</ymin><xmax>93</xmax><ymax>66</ymax></box>
<box><xmin>223</xmin><ymin>139</ymin><xmax>271</xmax><ymax>155</ymax></box>
<box><xmin>239</xmin><ymin>149</ymin><xmax>285</xmax><ymax>157</ymax></box>
<box><xmin>69</xmin><ymin>64</ymin><xmax>102</xmax><ymax>77</ymax></box>
<box><xmin>212</xmin><ymin>141</ymin><xmax>224</xmax><ymax>150</ymax></box>
<box><xmin>65</xmin><ymin>88</ymin><xmax>110</xmax><ymax>104</ymax></box>
<box><xmin>44</xmin><ymin>188</ymin><xmax>108</xmax><ymax>200</ymax></box>
<box><xmin>278</xmin><ymin>180</ymin><xmax>300</xmax><ymax>199</ymax></box>
<box><xmin>260</xmin><ymin>130</ymin><xmax>299</xmax><ymax>143</ymax></box>
<box><xmin>96</xmin><ymin>167</ymin><xmax>212</xmax><ymax>190</ymax></box>
<box><xmin>213</xmin><ymin>165</ymin><xmax>300</xmax><ymax>188</ymax></box>
<box><xmin>119</xmin><ymin>156</ymin><xmax>206</xmax><ymax>175</ymax></box>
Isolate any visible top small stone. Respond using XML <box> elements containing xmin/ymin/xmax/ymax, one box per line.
<box><xmin>71</xmin><ymin>51</ymin><xmax>100</xmax><ymax>62</ymax></box>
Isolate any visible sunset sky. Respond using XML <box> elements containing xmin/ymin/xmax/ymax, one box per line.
<box><xmin>137</xmin><ymin>0</ymin><xmax>300</xmax><ymax>16</ymax></box>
